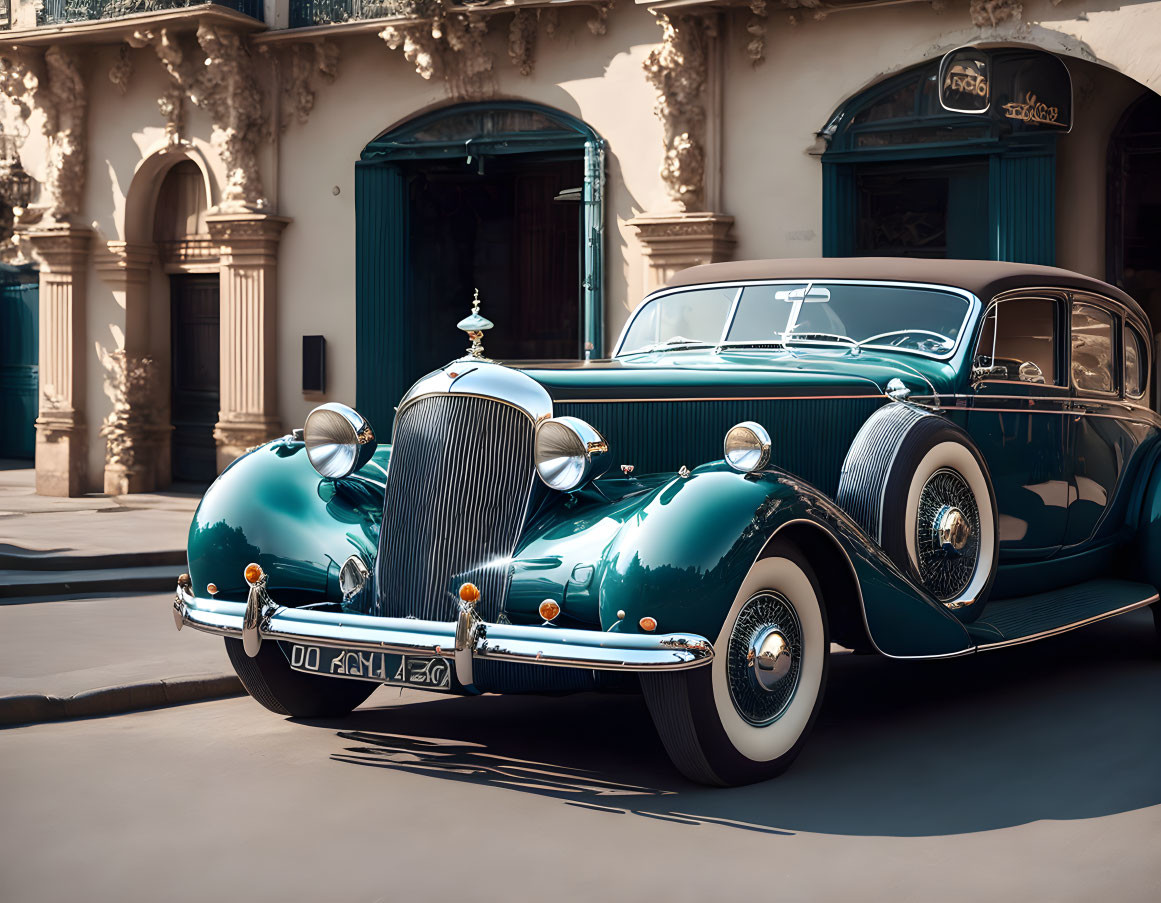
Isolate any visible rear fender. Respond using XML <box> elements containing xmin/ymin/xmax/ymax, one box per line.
<box><xmin>186</xmin><ymin>439</ymin><xmax>389</xmax><ymax>602</ymax></box>
<box><xmin>597</xmin><ymin>463</ymin><xmax>973</xmax><ymax>658</ymax></box>
<box><xmin>1132</xmin><ymin>441</ymin><xmax>1161</xmax><ymax>588</ymax></box>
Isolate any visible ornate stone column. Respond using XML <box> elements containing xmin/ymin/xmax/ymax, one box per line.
<box><xmin>631</xmin><ymin>12</ymin><xmax>735</xmax><ymax>293</ymax></box>
<box><xmin>206</xmin><ymin>212</ymin><xmax>291</xmax><ymax>469</ymax></box>
<box><xmin>95</xmin><ymin>242</ymin><xmax>170</xmax><ymax>495</ymax></box>
<box><xmin>24</xmin><ymin>225</ymin><xmax>92</xmax><ymax>497</ymax></box>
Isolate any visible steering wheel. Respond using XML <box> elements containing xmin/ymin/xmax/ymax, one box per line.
<box><xmin>859</xmin><ymin>330</ymin><xmax>954</xmax><ymax>353</ymax></box>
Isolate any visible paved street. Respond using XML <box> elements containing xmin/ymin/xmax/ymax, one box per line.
<box><xmin>2</xmin><ymin>608</ymin><xmax>1158</xmax><ymax>903</ymax></box>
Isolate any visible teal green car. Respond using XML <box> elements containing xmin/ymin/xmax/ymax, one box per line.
<box><xmin>175</xmin><ymin>258</ymin><xmax>1161</xmax><ymax>785</ymax></box>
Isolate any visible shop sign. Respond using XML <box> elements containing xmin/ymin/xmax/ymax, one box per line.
<box><xmin>938</xmin><ymin>47</ymin><xmax>1072</xmax><ymax>132</ymax></box>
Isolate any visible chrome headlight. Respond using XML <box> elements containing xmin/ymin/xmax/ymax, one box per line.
<box><xmin>724</xmin><ymin>421</ymin><xmax>772</xmax><ymax>474</ymax></box>
<box><xmin>303</xmin><ymin>403</ymin><xmax>377</xmax><ymax>479</ymax></box>
<box><xmin>534</xmin><ymin>416</ymin><xmax>610</xmax><ymax>492</ymax></box>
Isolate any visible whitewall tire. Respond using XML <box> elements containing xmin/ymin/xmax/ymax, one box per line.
<box><xmin>640</xmin><ymin>542</ymin><xmax>829</xmax><ymax>786</ymax></box>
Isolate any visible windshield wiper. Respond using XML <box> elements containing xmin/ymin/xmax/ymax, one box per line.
<box><xmin>716</xmin><ymin>340</ymin><xmax>787</xmax><ymax>350</ymax></box>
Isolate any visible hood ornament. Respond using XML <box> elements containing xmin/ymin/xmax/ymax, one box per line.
<box><xmin>457</xmin><ymin>288</ymin><xmax>494</xmax><ymax>361</ymax></box>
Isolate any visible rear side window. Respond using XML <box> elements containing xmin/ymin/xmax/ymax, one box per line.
<box><xmin>974</xmin><ymin>298</ymin><xmax>1057</xmax><ymax>385</ymax></box>
<box><xmin>1071</xmin><ymin>304</ymin><xmax>1117</xmax><ymax>395</ymax></box>
<box><xmin>1125</xmin><ymin>323</ymin><xmax>1147</xmax><ymax>398</ymax></box>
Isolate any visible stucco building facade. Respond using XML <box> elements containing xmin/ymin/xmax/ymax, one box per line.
<box><xmin>1</xmin><ymin>0</ymin><xmax>1158</xmax><ymax>495</ymax></box>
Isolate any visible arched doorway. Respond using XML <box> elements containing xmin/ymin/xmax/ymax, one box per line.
<box><xmin>1107</xmin><ymin>91</ymin><xmax>1161</xmax><ymax>392</ymax></box>
<box><xmin>154</xmin><ymin>160</ymin><xmax>220</xmax><ymax>485</ymax></box>
<box><xmin>821</xmin><ymin>52</ymin><xmax>1058</xmax><ymax>264</ymax></box>
<box><xmin>355</xmin><ymin>102</ymin><xmax>605</xmax><ymax>428</ymax></box>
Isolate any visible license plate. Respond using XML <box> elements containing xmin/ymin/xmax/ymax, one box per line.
<box><xmin>286</xmin><ymin>644</ymin><xmax>452</xmax><ymax>690</ymax></box>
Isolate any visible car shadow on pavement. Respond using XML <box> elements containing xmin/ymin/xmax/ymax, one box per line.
<box><xmin>314</xmin><ymin>608</ymin><xmax>1161</xmax><ymax>838</ymax></box>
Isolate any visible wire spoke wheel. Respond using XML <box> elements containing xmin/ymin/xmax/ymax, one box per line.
<box><xmin>915</xmin><ymin>467</ymin><xmax>981</xmax><ymax>603</ymax></box>
<box><xmin>726</xmin><ymin>591</ymin><xmax>803</xmax><ymax>726</ymax></box>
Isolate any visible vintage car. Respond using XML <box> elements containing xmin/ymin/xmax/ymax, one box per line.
<box><xmin>174</xmin><ymin>258</ymin><xmax>1161</xmax><ymax>786</ymax></box>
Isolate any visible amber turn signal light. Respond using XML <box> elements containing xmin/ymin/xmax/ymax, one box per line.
<box><xmin>539</xmin><ymin>600</ymin><xmax>561</xmax><ymax>622</ymax></box>
<box><xmin>207</xmin><ymin>583</ymin><xmax>219</xmax><ymax>596</ymax></box>
<box><xmin>639</xmin><ymin>616</ymin><xmax>657</xmax><ymax>632</ymax></box>
<box><xmin>244</xmin><ymin>563</ymin><xmax>265</xmax><ymax>586</ymax></box>
<box><xmin>459</xmin><ymin>582</ymin><xmax>481</xmax><ymax>603</ymax></box>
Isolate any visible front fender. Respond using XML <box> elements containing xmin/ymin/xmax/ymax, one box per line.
<box><xmin>1132</xmin><ymin>441</ymin><xmax>1161</xmax><ymax>589</ymax></box>
<box><xmin>186</xmin><ymin>439</ymin><xmax>389</xmax><ymax>602</ymax></box>
<box><xmin>597</xmin><ymin>463</ymin><xmax>972</xmax><ymax>658</ymax></box>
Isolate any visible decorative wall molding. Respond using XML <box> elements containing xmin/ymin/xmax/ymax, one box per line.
<box><xmin>628</xmin><ymin>211</ymin><xmax>735</xmax><ymax>293</ymax></box>
<box><xmin>643</xmin><ymin>13</ymin><xmax>711</xmax><ymax>211</ymax></box>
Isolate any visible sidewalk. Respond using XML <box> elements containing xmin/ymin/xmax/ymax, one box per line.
<box><xmin>0</xmin><ymin>462</ymin><xmax>242</xmax><ymax>724</ymax></box>
<box><xmin>0</xmin><ymin>462</ymin><xmax>197</xmax><ymax>566</ymax></box>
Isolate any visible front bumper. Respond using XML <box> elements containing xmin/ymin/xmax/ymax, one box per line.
<box><xmin>173</xmin><ymin>578</ymin><xmax>713</xmax><ymax>688</ymax></box>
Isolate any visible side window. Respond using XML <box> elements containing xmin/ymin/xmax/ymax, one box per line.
<box><xmin>1125</xmin><ymin>323</ymin><xmax>1147</xmax><ymax>399</ymax></box>
<box><xmin>974</xmin><ymin>298</ymin><xmax>1057</xmax><ymax>385</ymax></box>
<box><xmin>1071</xmin><ymin>304</ymin><xmax>1116</xmax><ymax>395</ymax></box>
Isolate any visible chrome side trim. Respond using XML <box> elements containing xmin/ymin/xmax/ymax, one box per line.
<box><xmin>556</xmin><ymin>393</ymin><xmax>884</xmax><ymax>404</ymax></box>
<box><xmin>175</xmin><ymin>583</ymin><xmax>714</xmax><ymax>673</ymax></box>
<box><xmin>974</xmin><ymin>592</ymin><xmax>1159</xmax><ymax>652</ymax></box>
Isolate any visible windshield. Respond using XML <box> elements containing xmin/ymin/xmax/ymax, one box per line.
<box><xmin>617</xmin><ymin>281</ymin><xmax>972</xmax><ymax>358</ymax></box>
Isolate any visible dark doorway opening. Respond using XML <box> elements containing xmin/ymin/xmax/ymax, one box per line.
<box><xmin>855</xmin><ymin>159</ymin><xmax>989</xmax><ymax>259</ymax></box>
<box><xmin>0</xmin><ymin>267</ymin><xmax>38</xmax><ymax>460</ymax></box>
<box><xmin>170</xmin><ymin>274</ymin><xmax>220</xmax><ymax>484</ymax></box>
<box><xmin>404</xmin><ymin>152</ymin><xmax>582</xmax><ymax>376</ymax></box>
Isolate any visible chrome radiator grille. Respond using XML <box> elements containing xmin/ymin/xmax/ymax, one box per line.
<box><xmin>374</xmin><ymin>394</ymin><xmax>536</xmax><ymax>622</ymax></box>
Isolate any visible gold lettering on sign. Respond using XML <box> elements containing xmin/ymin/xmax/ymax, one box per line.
<box><xmin>1002</xmin><ymin>92</ymin><xmax>1060</xmax><ymax>126</ymax></box>
<box><xmin>944</xmin><ymin>67</ymin><xmax>988</xmax><ymax>98</ymax></box>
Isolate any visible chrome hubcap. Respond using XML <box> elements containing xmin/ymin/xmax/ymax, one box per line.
<box><xmin>935</xmin><ymin>505</ymin><xmax>971</xmax><ymax>554</ymax></box>
<box><xmin>750</xmin><ymin>628</ymin><xmax>793</xmax><ymax>689</ymax></box>
<box><xmin>727</xmin><ymin>591</ymin><xmax>803</xmax><ymax>725</ymax></box>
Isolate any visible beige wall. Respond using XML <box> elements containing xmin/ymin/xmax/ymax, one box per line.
<box><xmin>4</xmin><ymin>0</ymin><xmax>1159</xmax><ymax>490</ymax></box>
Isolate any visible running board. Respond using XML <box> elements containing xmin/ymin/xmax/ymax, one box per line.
<box><xmin>968</xmin><ymin>579</ymin><xmax>1158</xmax><ymax>650</ymax></box>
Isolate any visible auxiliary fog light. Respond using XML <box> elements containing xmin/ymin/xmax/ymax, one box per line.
<box><xmin>724</xmin><ymin>421</ymin><xmax>772</xmax><ymax>474</ymax></box>
<box><xmin>304</xmin><ymin>402</ymin><xmax>377</xmax><ymax>479</ymax></box>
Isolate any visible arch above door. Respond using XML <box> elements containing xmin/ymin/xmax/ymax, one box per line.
<box><xmin>355</xmin><ymin>101</ymin><xmax>605</xmax><ymax>429</ymax></box>
<box><xmin>821</xmin><ymin>54</ymin><xmax>1058</xmax><ymax>265</ymax></box>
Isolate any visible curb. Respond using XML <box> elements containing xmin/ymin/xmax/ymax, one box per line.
<box><xmin>0</xmin><ymin>674</ymin><xmax>244</xmax><ymax>726</ymax></box>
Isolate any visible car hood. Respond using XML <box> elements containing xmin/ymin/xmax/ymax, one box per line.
<box><xmin>513</xmin><ymin>348</ymin><xmax>957</xmax><ymax>400</ymax></box>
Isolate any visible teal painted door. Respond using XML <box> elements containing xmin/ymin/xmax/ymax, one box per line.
<box><xmin>0</xmin><ymin>280</ymin><xmax>38</xmax><ymax>460</ymax></box>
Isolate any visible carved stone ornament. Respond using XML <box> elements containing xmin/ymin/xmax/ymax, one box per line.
<box><xmin>126</xmin><ymin>28</ymin><xmax>195</xmax><ymax>145</ymax></box>
<box><xmin>0</xmin><ymin>49</ymin><xmax>87</xmax><ymax>223</ymax></box>
<box><xmin>380</xmin><ymin>3</ymin><xmax>611</xmax><ymax>98</ymax></box>
<box><xmin>41</xmin><ymin>46</ymin><xmax>88</xmax><ymax>224</ymax></box>
<box><xmin>969</xmin><ymin>0</ymin><xmax>1023</xmax><ymax>27</ymax></box>
<box><xmin>508</xmin><ymin>9</ymin><xmax>537</xmax><ymax>77</ymax></box>
<box><xmin>642</xmin><ymin>13</ymin><xmax>710</xmax><ymax>211</ymax></box>
<box><xmin>192</xmin><ymin>25</ymin><xmax>268</xmax><ymax>211</ymax></box>
<box><xmin>109</xmin><ymin>45</ymin><xmax>133</xmax><ymax>95</ymax></box>
<box><xmin>278</xmin><ymin>40</ymin><xmax>340</xmax><ymax>131</ymax></box>
<box><xmin>99</xmin><ymin>349</ymin><xmax>167</xmax><ymax>494</ymax></box>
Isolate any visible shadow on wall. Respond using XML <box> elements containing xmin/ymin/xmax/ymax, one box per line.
<box><xmin>310</xmin><ymin>607</ymin><xmax>1161</xmax><ymax>838</ymax></box>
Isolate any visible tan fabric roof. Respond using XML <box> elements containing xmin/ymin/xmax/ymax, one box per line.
<box><xmin>665</xmin><ymin>257</ymin><xmax>1148</xmax><ymax>325</ymax></box>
